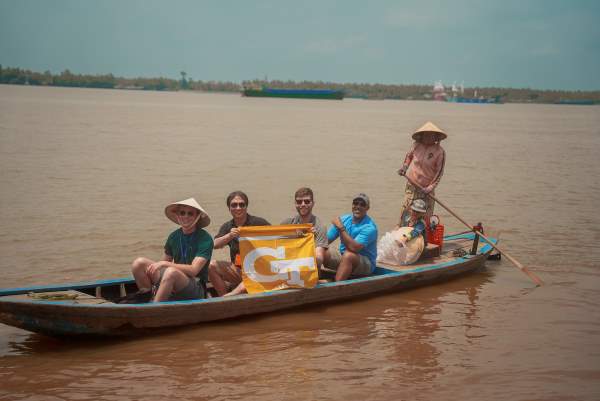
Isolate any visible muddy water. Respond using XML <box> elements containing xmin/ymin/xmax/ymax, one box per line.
<box><xmin>0</xmin><ymin>85</ymin><xmax>599</xmax><ymax>400</ymax></box>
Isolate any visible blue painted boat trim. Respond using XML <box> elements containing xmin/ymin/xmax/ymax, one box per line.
<box><xmin>0</xmin><ymin>277</ymin><xmax>134</xmax><ymax>296</ymax></box>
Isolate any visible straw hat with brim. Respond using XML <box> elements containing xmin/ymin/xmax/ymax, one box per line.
<box><xmin>412</xmin><ymin>121</ymin><xmax>447</xmax><ymax>140</ymax></box>
<box><xmin>410</xmin><ymin>199</ymin><xmax>428</xmax><ymax>213</ymax></box>
<box><xmin>165</xmin><ymin>198</ymin><xmax>210</xmax><ymax>228</ymax></box>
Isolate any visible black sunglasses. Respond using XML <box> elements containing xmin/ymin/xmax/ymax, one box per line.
<box><xmin>295</xmin><ymin>199</ymin><xmax>312</xmax><ymax>205</ymax></box>
<box><xmin>230</xmin><ymin>202</ymin><xmax>247</xmax><ymax>209</ymax></box>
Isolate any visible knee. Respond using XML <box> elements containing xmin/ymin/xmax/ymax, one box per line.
<box><xmin>132</xmin><ymin>257</ymin><xmax>148</xmax><ymax>272</ymax></box>
<box><xmin>208</xmin><ymin>260</ymin><xmax>219</xmax><ymax>276</ymax></box>
<box><xmin>161</xmin><ymin>267</ymin><xmax>179</xmax><ymax>282</ymax></box>
<box><xmin>341</xmin><ymin>251</ymin><xmax>358</xmax><ymax>262</ymax></box>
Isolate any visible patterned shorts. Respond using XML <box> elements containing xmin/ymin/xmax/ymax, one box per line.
<box><xmin>398</xmin><ymin>182</ymin><xmax>435</xmax><ymax>225</ymax></box>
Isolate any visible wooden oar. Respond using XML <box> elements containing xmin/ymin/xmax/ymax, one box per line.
<box><xmin>404</xmin><ymin>177</ymin><xmax>544</xmax><ymax>286</ymax></box>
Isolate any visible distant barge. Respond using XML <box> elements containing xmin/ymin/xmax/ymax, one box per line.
<box><xmin>554</xmin><ymin>99</ymin><xmax>596</xmax><ymax>105</ymax></box>
<box><xmin>446</xmin><ymin>96</ymin><xmax>502</xmax><ymax>104</ymax></box>
<box><xmin>242</xmin><ymin>87</ymin><xmax>344</xmax><ymax>100</ymax></box>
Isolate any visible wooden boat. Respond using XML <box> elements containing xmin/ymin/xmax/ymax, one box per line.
<box><xmin>0</xmin><ymin>232</ymin><xmax>497</xmax><ymax>337</ymax></box>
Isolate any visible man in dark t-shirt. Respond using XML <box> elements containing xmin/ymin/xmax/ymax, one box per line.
<box><xmin>208</xmin><ymin>191</ymin><xmax>270</xmax><ymax>296</ymax></box>
<box><xmin>130</xmin><ymin>198</ymin><xmax>213</xmax><ymax>302</ymax></box>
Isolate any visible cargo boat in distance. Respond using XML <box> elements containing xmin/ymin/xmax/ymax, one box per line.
<box><xmin>242</xmin><ymin>86</ymin><xmax>344</xmax><ymax>100</ymax></box>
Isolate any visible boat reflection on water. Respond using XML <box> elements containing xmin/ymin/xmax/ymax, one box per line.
<box><xmin>359</xmin><ymin>272</ymin><xmax>491</xmax><ymax>384</ymax></box>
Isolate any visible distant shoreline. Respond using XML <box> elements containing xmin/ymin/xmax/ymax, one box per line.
<box><xmin>1</xmin><ymin>65</ymin><xmax>598</xmax><ymax>105</ymax></box>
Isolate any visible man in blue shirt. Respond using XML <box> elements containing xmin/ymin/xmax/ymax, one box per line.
<box><xmin>324</xmin><ymin>193</ymin><xmax>378</xmax><ymax>281</ymax></box>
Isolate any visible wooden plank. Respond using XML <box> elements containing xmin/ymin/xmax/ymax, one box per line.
<box><xmin>3</xmin><ymin>290</ymin><xmax>109</xmax><ymax>305</ymax></box>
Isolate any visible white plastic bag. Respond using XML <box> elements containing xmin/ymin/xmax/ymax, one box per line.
<box><xmin>377</xmin><ymin>227</ymin><xmax>424</xmax><ymax>265</ymax></box>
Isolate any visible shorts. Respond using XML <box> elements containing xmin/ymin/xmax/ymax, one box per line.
<box><xmin>154</xmin><ymin>269</ymin><xmax>206</xmax><ymax>301</ymax></box>
<box><xmin>399</xmin><ymin>182</ymin><xmax>435</xmax><ymax>225</ymax></box>
<box><xmin>324</xmin><ymin>247</ymin><xmax>373</xmax><ymax>277</ymax></box>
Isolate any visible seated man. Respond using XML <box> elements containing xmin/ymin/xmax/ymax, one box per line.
<box><xmin>129</xmin><ymin>198</ymin><xmax>213</xmax><ymax>302</ymax></box>
<box><xmin>208</xmin><ymin>191</ymin><xmax>270</xmax><ymax>297</ymax></box>
<box><xmin>323</xmin><ymin>193</ymin><xmax>378</xmax><ymax>281</ymax></box>
<box><xmin>280</xmin><ymin>187</ymin><xmax>328</xmax><ymax>270</ymax></box>
<box><xmin>377</xmin><ymin>199</ymin><xmax>427</xmax><ymax>266</ymax></box>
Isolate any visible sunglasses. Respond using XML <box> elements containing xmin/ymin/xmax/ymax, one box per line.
<box><xmin>352</xmin><ymin>200</ymin><xmax>367</xmax><ymax>207</ymax></box>
<box><xmin>230</xmin><ymin>202</ymin><xmax>247</xmax><ymax>209</ymax></box>
<box><xmin>295</xmin><ymin>199</ymin><xmax>312</xmax><ymax>205</ymax></box>
<box><xmin>178</xmin><ymin>210</ymin><xmax>197</xmax><ymax>217</ymax></box>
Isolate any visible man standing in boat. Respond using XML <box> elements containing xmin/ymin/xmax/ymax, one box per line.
<box><xmin>208</xmin><ymin>191</ymin><xmax>270</xmax><ymax>296</ymax></box>
<box><xmin>280</xmin><ymin>187</ymin><xmax>328</xmax><ymax>270</ymax></box>
<box><xmin>323</xmin><ymin>193</ymin><xmax>378</xmax><ymax>281</ymax></box>
<box><xmin>397</xmin><ymin>122</ymin><xmax>447</xmax><ymax>224</ymax></box>
<box><xmin>129</xmin><ymin>198</ymin><xmax>213</xmax><ymax>302</ymax></box>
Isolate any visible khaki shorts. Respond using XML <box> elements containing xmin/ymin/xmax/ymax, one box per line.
<box><xmin>324</xmin><ymin>247</ymin><xmax>373</xmax><ymax>277</ymax></box>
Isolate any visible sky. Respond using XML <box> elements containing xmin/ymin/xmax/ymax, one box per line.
<box><xmin>1</xmin><ymin>0</ymin><xmax>599</xmax><ymax>90</ymax></box>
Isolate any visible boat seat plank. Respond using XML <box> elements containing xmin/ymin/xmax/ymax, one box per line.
<box><xmin>3</xmin><ymin>290</ymin><xmax>109</xmax><ymax>305</ymax></box>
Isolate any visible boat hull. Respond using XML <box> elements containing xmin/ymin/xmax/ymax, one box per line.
<box><xmin>0</xmin><ymin>234</ymin><xmax>495</xmax><ymax>336</ymax></box>
<box><xmin>242</xmin><ymin>88</ymin><xmax>344</xmax><ymax>100</ymax></box>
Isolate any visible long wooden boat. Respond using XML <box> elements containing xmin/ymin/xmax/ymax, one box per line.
<box><xmin>0</xmin><ymin>232</ymin><xmax>497</xmax><ymax>337</ymax></box>
<box><xmin>242</xmin><ymin>87</ymin><xmax>344</xmax><ymax>100</ymax></box>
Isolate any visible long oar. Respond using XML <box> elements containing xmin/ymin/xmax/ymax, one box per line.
<box><xmin>404</xmin><ymin>177</ymin><xmax>544</xmax><ymax>286</ymax></box>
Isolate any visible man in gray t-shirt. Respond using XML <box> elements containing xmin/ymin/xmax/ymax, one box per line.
<box><xmin>280</xmin><ymin>187</ymin><xmax>328</xmax><ymax>270</ymax></box>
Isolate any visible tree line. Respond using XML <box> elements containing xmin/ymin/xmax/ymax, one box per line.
<box><xmin>1</xmin><ymin>65</ymin><xmax>598</xmax><ymax>104</ymax></box>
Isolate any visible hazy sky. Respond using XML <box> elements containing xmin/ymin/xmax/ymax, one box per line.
<box><xmin>1</xmin><ymin>0</ymin><xmax>599</xmax><ymax>90</ymax></box>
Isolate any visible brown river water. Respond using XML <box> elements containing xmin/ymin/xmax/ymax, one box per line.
<box><xmin>0</xmin><ymin>85</ymin><xmax>599</xmax><ymax>400</ymax></box>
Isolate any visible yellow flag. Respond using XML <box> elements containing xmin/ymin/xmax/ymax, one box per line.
<box><xmin>239</xmin><ymin>224</ymin><xmax>318</xmax><ymax>294</ymax></box>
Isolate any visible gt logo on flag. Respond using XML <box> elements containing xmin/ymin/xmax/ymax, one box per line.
<box><xmin>239</xmin><ymin>224</ymin><xmax>318</xmax><ymax>294</ymax></box>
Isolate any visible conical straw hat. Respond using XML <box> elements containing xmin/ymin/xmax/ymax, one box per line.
<box><xmin>165</xmin><ymin>198</ymin><xmax>211</xmax><ymax>228</ymax></box>
<box><xmin>412</xmin><ymin>121</ymin><xmax>447</xmax><ymax>140</ymax></box>
<box><xmin>395</xmin><ymin>227</ymin><xmax>425</xmax><ymax>264</ymax></box>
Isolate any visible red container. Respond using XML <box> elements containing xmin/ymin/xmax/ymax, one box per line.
<box><xmin>426</xmin><ymin>215</ymin><xmax>444</xmax><ymax>248</ymax></box>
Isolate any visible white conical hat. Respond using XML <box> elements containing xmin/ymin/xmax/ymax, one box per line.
<box><xmin>412</xmin><ymin>121</ymin><xmax>447</xmax><ymax>140</ymax></box>
<box><xmin>164</xmin><ymin>198</ymin><xmax>210</xmax><ymax>228</ymax></box>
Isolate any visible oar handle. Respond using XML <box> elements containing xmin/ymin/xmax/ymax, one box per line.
<box><xmin>403</xmin><ymin>176</ymin><xmax>544</xmax><ymax>286</ymax></box>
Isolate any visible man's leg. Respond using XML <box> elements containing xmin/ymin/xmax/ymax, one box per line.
<box><xmin>153</xmin><ymin>267</ymin><xmax>192</xmax><ymax>302</ymax></box>
<box><xmin>209</xmin><ymin>260</ymin><xmax>242</xmax><ymax>297</ymax></box>
<box><xmin>335</xmin><ymin>251</ymin><xmax>360</xmax><ymax>281</ymax></box>
<box><xmin>322</xmin><ymin>247</ymin><xmax>339</xmax><ymax>269</ymax></box>
<box><xmin>315</xmin><ymin>247</ymin><xmax>326</xmax><ymax>269</ymax></box>
<box><xmin>131</xmin><ymin>257</ymin><xmax>154</xmax><ymax>293</ymax></box>
<box><xmin>224</xmin><ymin>281</ymin><xmax>246</xmax><ymax>297</ymax></box>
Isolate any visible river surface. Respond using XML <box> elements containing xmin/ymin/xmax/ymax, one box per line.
<box><xmin>0</xmin><ymin>85</ymin><xmax>599</xmax><ymax>401</ymax></box>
